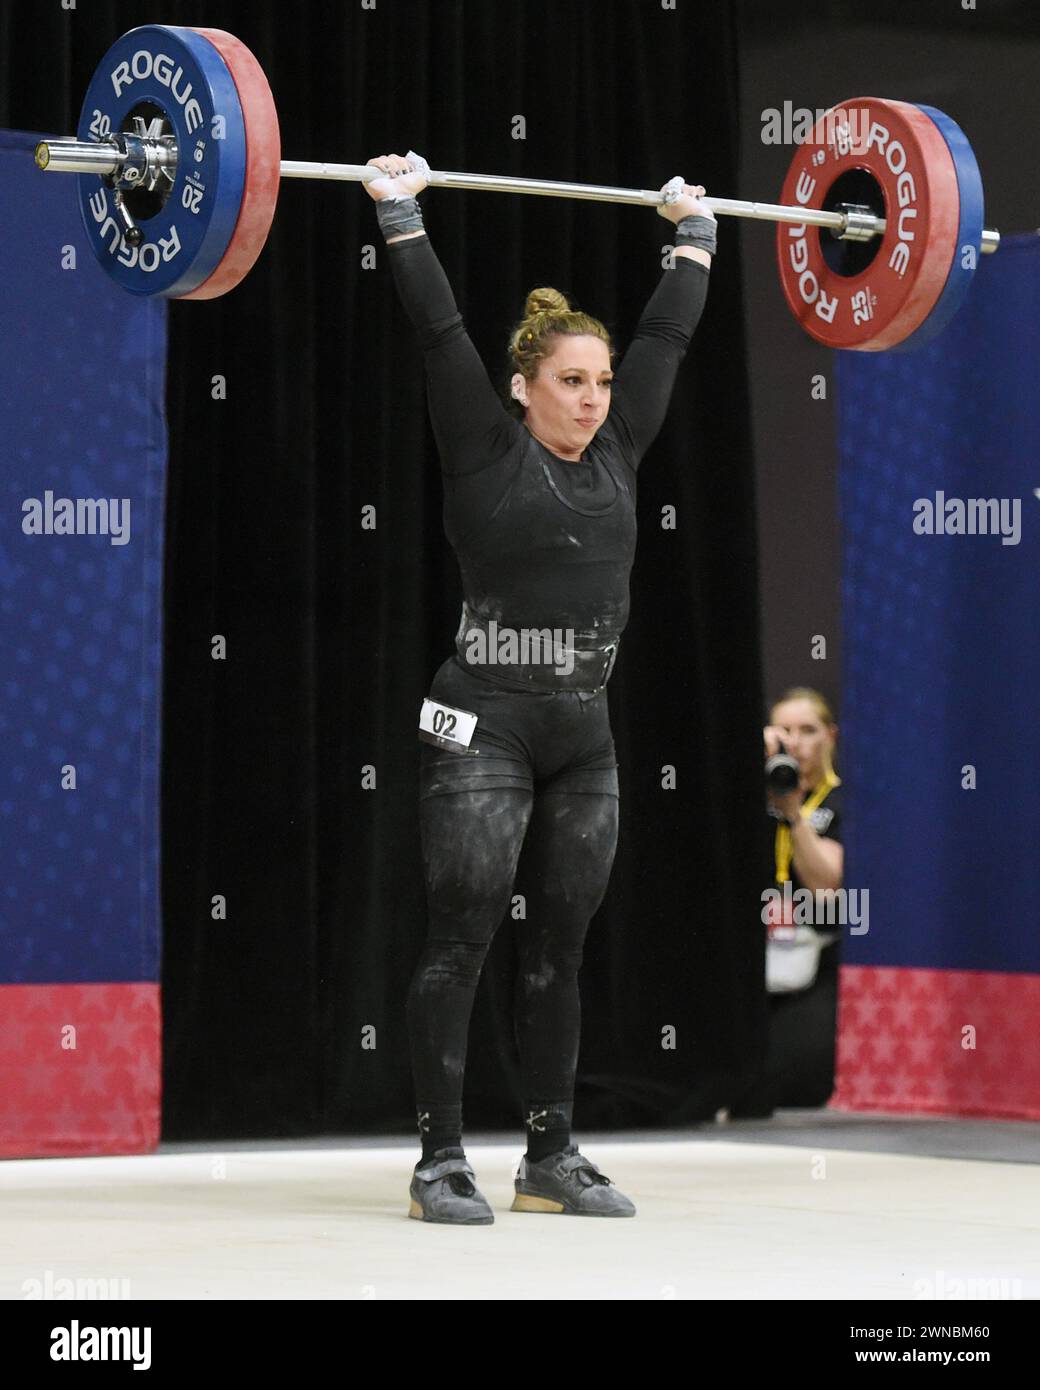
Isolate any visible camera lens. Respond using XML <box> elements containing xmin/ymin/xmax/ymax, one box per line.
<box><xmin>765</xmin><ymin>750</ymin><xmax>800</xmax><ymax>792</ymax></box>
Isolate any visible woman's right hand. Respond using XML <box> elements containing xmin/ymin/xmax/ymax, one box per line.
<box><xmin>364</xmin><ymin>152</ymin><xmax>429</xmax><ymax>202</ymax></box>
<box><xmin>656</xmin><ymin>179</ymin><xmax>714</xmax><ymax>224</ymax></box>
<box><xmin>763</xmin><ymin>724</ymin><xmax>787</xmax><ymax>759</ymax></box>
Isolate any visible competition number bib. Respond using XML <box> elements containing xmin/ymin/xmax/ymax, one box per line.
<box><xmin>419</xmin><ymin>698</ymin><xmax>477</xmax><ymax>750</ymax></box>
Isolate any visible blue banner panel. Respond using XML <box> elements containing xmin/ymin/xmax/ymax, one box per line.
<box><xmin>836</xmin><ymin>235</ymin><xmax>1040</xmax><ymax>974</ymax></box>
<box><xmin>0</xmin><ymin>130</ymin><xmax>166</xmax><ymax>983</ymax></box>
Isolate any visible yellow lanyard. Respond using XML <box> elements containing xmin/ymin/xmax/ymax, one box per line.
<box><xmin>774</xmin><ymin>771</ymin><xmax>840</xmax><ymax>885</ymax></box>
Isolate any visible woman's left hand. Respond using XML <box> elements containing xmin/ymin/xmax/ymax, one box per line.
<box><xmin>768</xmin><ymin>788</ymin><xmax>803</xmax><ymax>823</ymax></box>
<box><xmin>364</xmin><ymin>151</ymin><xmax>429</xmax><ymax>202</ymax></box>
<box><xmin>656</xmin><ymin>179</ymin><xmax>716</xmax><ymax>224</ymax></box>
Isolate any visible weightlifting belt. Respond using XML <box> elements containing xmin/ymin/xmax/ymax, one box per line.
<box><xmin>454</xmin><ymin>602</ymin><xmax>619</xmax><ymax>693</ymax></box>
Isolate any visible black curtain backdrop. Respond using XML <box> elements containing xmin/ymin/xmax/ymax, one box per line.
<box><xmin>4</xmin><ymin>0</ymin><xmax>771</xmax><ymax>1139</ymax></box>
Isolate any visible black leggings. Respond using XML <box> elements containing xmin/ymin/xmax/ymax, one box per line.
<box><xmin>407</xmin><ymin>657</ymin><xmax>620</xmax><ymax>1115</ymax></box>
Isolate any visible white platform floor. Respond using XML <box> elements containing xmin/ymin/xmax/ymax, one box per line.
<box><xmin>4</xmin><ymin>1117</ymin><xmax>1039</xmax><ymax>1299</ymax></box>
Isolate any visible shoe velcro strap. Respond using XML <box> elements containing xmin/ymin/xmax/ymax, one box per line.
<box><xmin>557</xmin><ymin>1153</ymin><xmax>609</xmax><ymax>1183</ymax></box>
<box><xmin>415</xmin><ymin>1157</ymin><xmax>475</xmax><ymax>1184</ymax></box>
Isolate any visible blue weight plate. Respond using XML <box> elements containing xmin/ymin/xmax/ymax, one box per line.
<box><xmin>891</xmin><ymin>103</ymin><xmax>986</xmax><ymax>353</ymax></box>
<box><xmin>76</xmin><ymin>24</ymin><xmax>247</xmax><ymax>297</ymax></box>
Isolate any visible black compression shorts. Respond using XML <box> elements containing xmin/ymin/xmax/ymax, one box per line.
<box><xmin>419</xmin><ymin>656</ymin><xmax>620</xmax><ymax>800</ymax></box>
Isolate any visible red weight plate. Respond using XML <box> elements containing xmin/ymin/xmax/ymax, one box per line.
<box><xmin>178</xmin><ymin>28</ymin><xmax>281</xmax><ymax>300</ymax></box>
<box><xmin>776</xmin><ymin>97</ymin><xmax>961</xmax><ymax>350</ymax></box>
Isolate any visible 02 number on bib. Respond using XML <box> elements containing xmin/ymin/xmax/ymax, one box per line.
<box><xmin>419</xmin><ymin>698</ymin><xmax>478</xmax><ymax>751</ymax></box>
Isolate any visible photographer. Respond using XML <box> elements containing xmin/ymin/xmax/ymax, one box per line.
<box><xmin>730</xmin><ymin>687</ymin><xmax>844</xmax><ymax>1118</ymax></box>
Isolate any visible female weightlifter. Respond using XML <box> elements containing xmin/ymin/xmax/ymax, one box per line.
<box><xmin>364</xmin><ymin>150</ymin><xmax>716</xmax><ymax>1223</ymax></box>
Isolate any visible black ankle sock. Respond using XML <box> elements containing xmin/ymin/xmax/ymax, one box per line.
<box><xmin>416</xmin><ymin>1103</ymin><xmax>463</xmax><ymax>1165</ymax></box>
<box><xmin>523</xmin><ymin>1099</ymin><xmax>574</xmax><ymax>1163</ymax></box>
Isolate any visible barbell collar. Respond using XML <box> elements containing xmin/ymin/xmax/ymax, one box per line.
<box><xmin>831</xmin><ymin>204</ymin><xmax>882</xmax><ymax>243</ymax></box>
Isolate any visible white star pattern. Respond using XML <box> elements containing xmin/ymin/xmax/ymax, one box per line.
<box><xmin>835</xmin><ymin>968</ymin><xmax>1040</xmax><ymax>1120</ymax></box>
<box><xmin>2</xmin><ymin>982</ymin><xmax>159</xmax><ymax>1156</ymax></box>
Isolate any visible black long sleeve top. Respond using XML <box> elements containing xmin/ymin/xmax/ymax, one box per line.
<box><xmin>386</xmin><ymin>234</ymin><xmax>710</xmax><ymax>648</ymax></box>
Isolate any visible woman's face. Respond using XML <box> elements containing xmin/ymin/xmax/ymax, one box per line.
<box><xmin>513</xmin><ymin>335</ymin><xmax>613</xmax><ymax>452</ymax></box>
<box><xmin>771</xmin><ymin>698</ymin><xmax>836</xmax><ymax>783</ymax></box>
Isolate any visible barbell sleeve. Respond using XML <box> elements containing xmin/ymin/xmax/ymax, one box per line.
<box><xmin>35</xmin><ymin>139</ymin><xmax>121</xmax><ymax>174</ymax></box>
<box><xmin>34</xmin><ymin>138</ymin><xmax>1000</xmax><ymax>252</ymax></box>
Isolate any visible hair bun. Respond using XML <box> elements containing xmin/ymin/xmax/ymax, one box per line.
<box><xmin>524</xmin><ymin>286</ymin><xmax>570</xmax><ymax>319</ymax></box>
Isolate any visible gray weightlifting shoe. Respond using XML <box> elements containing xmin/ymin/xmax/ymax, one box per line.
<box><xmin>511</xmin><ymin>1143</ymin><xmax>636</xmax><ymax>1217</ymax></box>
<box><xmin>408</xmin><ymin>1147</ymin><xmax>494</xmax><ymax>1225</ymax></box>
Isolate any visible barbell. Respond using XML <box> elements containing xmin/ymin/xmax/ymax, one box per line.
<box><xmin>34</xmin><ymin>23</ymin><xmax>1000</xmax><ymax>351</ymax></box>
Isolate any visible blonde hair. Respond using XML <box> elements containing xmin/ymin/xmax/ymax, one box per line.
<box><xmin>770</xmin><ymin>686</ymin><xmax>841</xmax><ymax>783</ymax></box>
<box><xmin>505</xmin><ymin>287</ymin><xmax>614</xmax><ymax>419</ymax></box>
